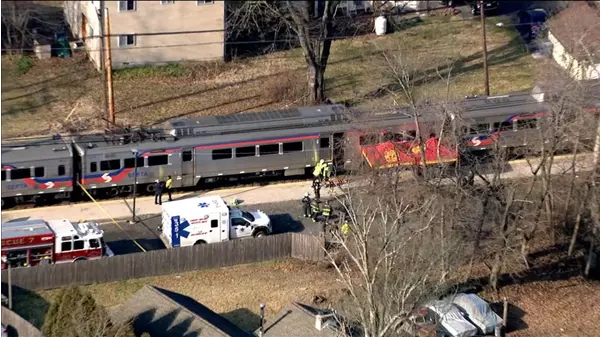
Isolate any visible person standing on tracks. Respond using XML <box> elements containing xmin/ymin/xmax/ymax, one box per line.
<box><xmin>302</xmin><ymin>192</ymin><xmax>311</xmax><ymax>217</ymax></box>
<box><xmin>154</xmin><ymin>179</ymin><xmax>163</xmax><ymax>205</ymax></box>
<box><xmin>312</xmin><ymin>177</ymin><xmax>322</xmax><ymax>200</ymax></box>
<box><xmin>165</xmin><ymin>175</ymin><xmax>173</xmax><ymax>202</ymax></box>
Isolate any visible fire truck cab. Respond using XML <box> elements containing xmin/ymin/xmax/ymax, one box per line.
<box><xmin>1</xmin><ymin>219</ymin><xmax>113</xmax><ymax>269</ymax></box>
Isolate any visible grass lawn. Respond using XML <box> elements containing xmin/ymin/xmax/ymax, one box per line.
<box><xmin>1</xmin><ymin>15</ymin><xmax>534</xmax><ymax>139</ymax></box>
<box><xmin>13</xmin><ymin>259</ymin><xmax>344</xmax><ymax>332</ymax></box>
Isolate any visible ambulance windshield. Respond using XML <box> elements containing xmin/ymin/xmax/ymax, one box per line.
<box><xmin>242</xmin><ymin>211</ymin><xmax>255</xmax><ymax>222</ymax></box>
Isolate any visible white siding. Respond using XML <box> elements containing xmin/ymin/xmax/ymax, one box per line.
<box><xmin>549</xmin><ymin>31</ymin><xmax>600</xmax><ymax>81</ymax></box>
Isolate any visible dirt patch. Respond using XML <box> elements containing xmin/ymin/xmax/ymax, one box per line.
<box><xmin>1</xmin><ymin>16</ymin><xmax>534</xmax><ymax>139</ymax></box>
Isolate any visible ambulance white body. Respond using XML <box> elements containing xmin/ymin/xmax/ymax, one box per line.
<box><xmin>160</xmin><ymin>196</ymin><xmax>272</xmax><ymax>248</ymax></box>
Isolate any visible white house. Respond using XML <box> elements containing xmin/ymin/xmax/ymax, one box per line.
<box><xmin>547</xmin><ymin>2</ymin><xmax>600</xmax><ymax>80</ymax></box>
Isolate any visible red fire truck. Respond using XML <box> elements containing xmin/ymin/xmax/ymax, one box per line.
<box><xmin>1</xmin><ymin>219</ymin><xmax>114</xmax><ymax>269</ymax></box>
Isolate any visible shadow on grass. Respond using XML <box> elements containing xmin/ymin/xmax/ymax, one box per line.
<box><xmin>1</xmin><ymin>284</ymin><xmax>50</xmax><ymax>329</ymax></box>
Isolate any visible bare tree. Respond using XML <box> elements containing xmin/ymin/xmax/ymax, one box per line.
<box><xmin>227</xmin><ymin>1</ymin><xmax>342</xmax><ymax>104</ymax></box>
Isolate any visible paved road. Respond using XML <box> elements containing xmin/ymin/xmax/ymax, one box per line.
<box><xmin>100</xmin><ymin>200</ymin><xmax>335</xmax><ymax>255</ymax></box>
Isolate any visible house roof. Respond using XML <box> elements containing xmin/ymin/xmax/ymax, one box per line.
<box><xmin>548</xmin><ymin>2</ymin><xmax>600</xmax><ymax>62</ymax></box>
<box><xmin>258</xmin><ymin>302</ymin><xmax>342</xmax><ymax>337</ymax></box>
<box><xmin>109</xmin><ymin>285</ymin><xmax>254</xmax><ymax>337</ymax></box>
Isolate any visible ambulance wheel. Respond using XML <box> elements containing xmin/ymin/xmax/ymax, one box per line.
<box><xmin>194</xmin><ymin>240</ymin><xmax>206</xmax><ymax>245</ymax></box>
<box><xmin>253</xmin><ymin>230</ymin><xmax>267</xmax><ymax>238</ymax></box>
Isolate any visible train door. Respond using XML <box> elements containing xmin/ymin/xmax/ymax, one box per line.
<box><xmin>180</xmin><ymin>148</ymin><xmax>194</xmax><ymax>188</ymax></box>
<box><xmin>333</xmin><ymin>133</ymin><xmax>345</xmax><ymax>172</ymax></box>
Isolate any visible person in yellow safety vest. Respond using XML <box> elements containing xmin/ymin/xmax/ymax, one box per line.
<box><xmin>313</xmin><ymin>159</ymin><xmax>326</xmax><ymax>179</ymax></box>
<box><xmin>324</xmin><ymin>162</ymin><xmax>334</xmax><ymax>181</ymax></box>
<box><xmin>231</xmin><ymin>198</ymin><xmax>240</xmax><ymax>206</ymax></box>
<box><xmin>321</xmin><ymin>200</ymin><xmax>332</xmax><ymax>224</ymax></box>
<box><xmin>165</xmin><ymin>175</ymin><xmax>173</xmax><ymax>202</ymax></box>
<box><xmin>310</xmin><ymin>199</ymin><xmax>321</xmax><ymax>222</ymax></box>
<box><xmin>341</xmin><ymin>221</ymin><xmax>350</xmax><ymax>235</ymax></box>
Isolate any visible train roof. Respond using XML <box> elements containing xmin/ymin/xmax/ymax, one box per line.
<box><xmin>1</xmin><ymin>219</ymin><xmax>53</xmax><ymax>240</ymax></box>
<box><xmin>1</xmin><ymin>137</ymin><xmax>73</xmax><ymax>163</ymax></box>
<box><xmin>163</xmin><ymin>104</ymin><xmax>348</xmax><ymax>138</ymax></box>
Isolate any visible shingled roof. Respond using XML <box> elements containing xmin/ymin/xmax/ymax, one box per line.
<box><xmin>258</xmin><ymin>302</ymin><xmax>343</xmax><ymax>337</ymax></box>
<box><xmin>548</xmin><ymin>2</ymin><xmax>600</xmax><ymax>62</ymax></box>
<box><xmin>109</xmin><ymin>285</ymin><xmax>254</xmax><ymax>337</ymax></box>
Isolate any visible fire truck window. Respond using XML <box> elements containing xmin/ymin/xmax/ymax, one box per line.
<box><xmin>34</xmin><ymin>167</ymin><xmax>45</xmax><ymax>177</ymax></box>
<box><xmin>58</xmin><ymin>165</ymin><xmax>66</xmax><ymax>176</ymax></box>
<box><xmin>73</xmin><ymin>240</ymin><xmax>84</xmax><ymax>250</ymax></box>
<box><xmin>61</xmin><ymin>241</ymin><xmax>72</xmax><ymax>252</ymax></box>
<box><xmin>211</xmin><ymin>219</ymin><xmax>218</xmax><ymax>228</ymax></box>
<box><xmin>89</xmin><ymin>239</ymin><xmax>100</xmax><ymax>248</ymax></box>
<box><xmin>320</xmin><ymin>137</ymin><xmax>330</xmax><ymax>148</ymax></box>
<box><xmin>90</xmin><ymin>162</ymin><xmax>97</xmax><ymax>173</ymax></box>
<box><xmin>6</xmin><ymin>250</ymin><xmax>27</xmax><ymax>268</ymax></box>
<box><xmin>10</xmin><ymin>168</ymin><xmax>31</xmax><ymax>180</ymax></box>
<box><xmin>407</xmin><ymin>131</ymin><xmax>417</xmax><ymax>139</ymax></box>
<box><xmin>1</xmin><ymin>170</ymin><xmax>5</xmax><ymax>181</ymax></box>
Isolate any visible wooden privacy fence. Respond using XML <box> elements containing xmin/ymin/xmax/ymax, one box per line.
<box><xmin>1</xmin><ymin>307</ymin><xmax>45</xmax><ymax>337</ymax></box>
<box><xmin>1</xmin><ymin>233</ymin><xmax>324</xmax><ymax>291</ymax></box>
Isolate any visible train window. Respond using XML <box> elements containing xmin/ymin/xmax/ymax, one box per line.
<box><xmin>34</xmin><ymin>167</ymin><xmax>45</xmax><ymax>177</ymax></box>
<box><xmin>124</xmin><ymin>157</ymin><xmax>144</xmax><ymax>168</ymax></box>
<box><xmin>283</xmin><ymin>141</ymin><xmax>303</xmax><ymax>153</ymax></box>
<box><xmin>469</xmin><ymin>123</ymin><xmax>490</xmax><ymax>134</ymax></box>
<box><xmin>61</xmin><ymin>241</ymin><xmax>72</xmax><ymax>252</ymax></box>
<box><xmin>73</xmin><ymin>240</ymin><xmax>84</xmax><ymax>250</ymax></box>
<box><xmin>383</xmin><ymin>132</ymin><xmax>406</xmax><ymax>142</ymax></box>
<box><xmin>359</xmin><ymin>134</ymin><xmax>379</xmax><ymax>146</ymax></box>
<box><xmin>236</xmin><ymin>146</ymin><xmax>256</xmax><ymax>158</ymax></box>
<box><xmin>90</xmin><ymin>162</ymin><xmax>97</xmax><ymax>173</ymax></box>
<box><xmin>1</xmin><ymin>170</ymin><xmax>5</xmax><ymax>181</ymax></box>
<box><xmin>10</xmin><ymin>168</ymin><xmax>31</xmax><ymax>180</ymax></box>
<box><xmin>259</xmin><ymin>144</ymin><xmax>280</xmax><ymax>156</ymax></box>
<box><xmin>58</xmin><ymin>165</ymin><xmax>66</xmax><ymax>176</ymax></box>
<box><xmin>182</xmin><ymin>151</ymin><xmax>193</xmax><ymax>162</ymax></box>
<box><xmin>320</xmin><ymin>137</ymin><xmax>330</xmax><ymax>148</ymax></box>
<box><xmin>516</xmin><ymin>119</ymin><xmax>538</xmax><ymax>130</ymax></box>
<box><xmin>100</xmin><ymin>159</ymin><xmax>121</xmax><ymax>171</ymax></box>
<box><xmin>493</xmin><ymin>122</ymin><xmax>513</xmax><ymax>131</ymax></box>
<box><xmin>148</xmin><ymin>155</ymin><xmax>169</xmax><ymax>166</ymax></box>
<box><xmin>212</xmin><ymin>148</ymin><xmax>232</xmax><ymax>160</ymax></box>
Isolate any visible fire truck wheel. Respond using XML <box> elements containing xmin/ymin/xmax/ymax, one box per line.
<box><xmin>194</xmin><ymin>240</ymin><xmax>206</xmax><ymax>245</ymax></box>
<box><xmin>73</xmin><ymin>257</ymin><xmax>87</xmax><ymax>262</ymax></box>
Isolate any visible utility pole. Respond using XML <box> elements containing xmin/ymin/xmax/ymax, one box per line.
<box><xmin>480</xmin><ymin>0</ymin><xmax>490</xmax><ymax>96</ymax></box>
<box><xmin>104</xmin><ymin>7</ymin><xmax>116</xmax><ymax>126</ymax></box>
<box><xmin>98</xmin><ymin>2</ymin><xmax>109</xmax><ymax>129</ymax></box>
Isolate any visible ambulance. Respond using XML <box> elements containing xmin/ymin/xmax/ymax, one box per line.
<box><xmin>160</xmin><ymin>196</ymin><xmax>272</xmax><ymax>248</ymax></box>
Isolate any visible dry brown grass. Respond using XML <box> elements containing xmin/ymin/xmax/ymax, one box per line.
<box><xmin>1</xmin><ymin>16</ymin><xmax>534</xmax><ymax>139</ymax></box>
<box><xmin>15</xmin><ymin>259</ymin><xmax>343</xmax><ymax>332</ymax></box>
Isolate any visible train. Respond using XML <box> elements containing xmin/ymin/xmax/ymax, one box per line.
<box><xmin>2</xmin><ymin>90</ymin><xmax>598</xmax><ymax>209</ymax></box>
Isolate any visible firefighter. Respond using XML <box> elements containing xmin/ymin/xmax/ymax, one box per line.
<box><xmin>302</xmin><ymin>192</ymin><xmax>311</xmax><ymax>217</ymax></box>
<box><xmin>154</xmin><ymin>180</ymin><xmax>163</xmax><ymax>205</ymax></box>
<box><xmin>321</xmin><ymin>200</ymin><xmax>332</xmax><ymax>225</ymax></box>
<box><xmin>313</xmin><ymin>159</ymin><xmax>326</xmax><ymax>179</ymax></box>
<box><xmin>165</xmin><ymin>175</ymin><xmax>173</xmax><ymax>201</ymax></box>
<box><xmin>312</xmin><ymin>177</ymin><xmax>322</xmax><ymax>200</ymax></box>
<box><xmin>310</xmin><ymin>199</ymin><xmax>321</xmax><ymax>222</ymax></box>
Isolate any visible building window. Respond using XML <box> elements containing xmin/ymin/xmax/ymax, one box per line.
<box><xmin>118</xmin><ymin>34</ymin><xmax>136</xmax><ymax>47</ymax></box>
<box><xmin>197</xmin><ymin>0</ymin><xmax>214</xmax><ymax>5</ymax></box>
<box><xmin>119</xmin><ymin>0</ymin><xmax>136</xmax><ymax>11</ymax></box>
<box><xmin>58</xmin><ymin>165</ymin><xmax>66</xmax><ymax>176</ymax></box>
<box><xmin>161</xmin><ymin>0</ymin><xmax>174</xmax><ymax>4</ymax></box>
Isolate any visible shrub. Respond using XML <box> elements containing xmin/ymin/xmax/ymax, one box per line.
<box><xmin>15</xmin><ymin>57</ymin><xmax>33</xmax><ymax>75</ymax></box>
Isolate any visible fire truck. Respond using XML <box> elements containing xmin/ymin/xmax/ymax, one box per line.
<box><xmin>1</xmin><ymin>219</ymin><xmax>113</xmax><ymax>269</ymax></box>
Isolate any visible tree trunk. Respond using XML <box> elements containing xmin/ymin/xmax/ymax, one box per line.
<box><xmin>568</xmin><ymin>184</ymin><xmax>588</xmax><ymax>256</ymax></box>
